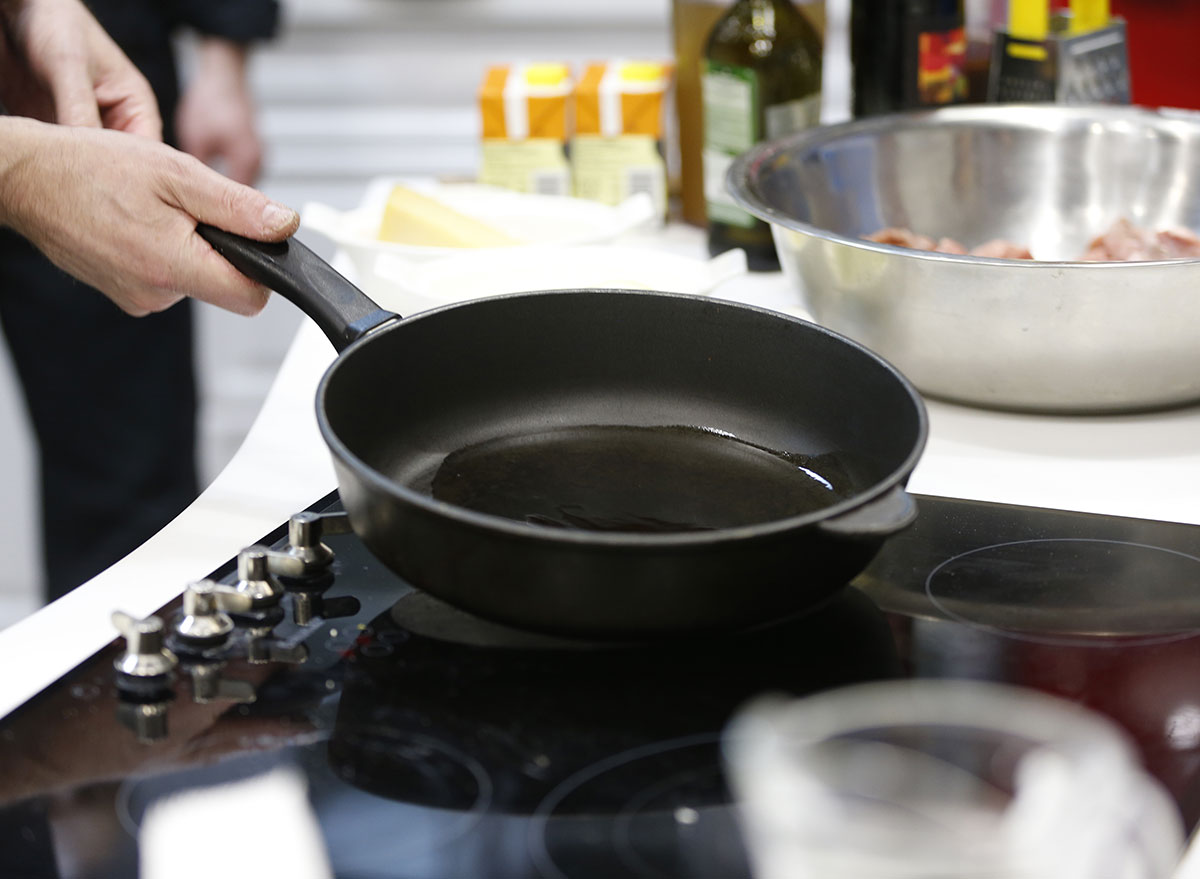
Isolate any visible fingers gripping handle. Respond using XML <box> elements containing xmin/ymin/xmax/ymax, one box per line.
<box><xmin>197</xmin><ymin>224</ymin><xmax>399</xmax><ymax>351</ymax></box>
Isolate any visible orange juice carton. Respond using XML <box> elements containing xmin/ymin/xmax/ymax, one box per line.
<box><xmin>478</xmin><ymin>63</ymin><xmax>573</xmax><ymax>197</ymax></box>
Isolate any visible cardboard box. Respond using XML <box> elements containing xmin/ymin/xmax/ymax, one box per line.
<box><xmin>571</xmin><ymin>60</ymin><xmax>672</xmax><ymax>219</ymax></box>
<box><xmin>478</xmin><ymin>63</ymin><xmax>573</xmax><ymax>197</ymax></box>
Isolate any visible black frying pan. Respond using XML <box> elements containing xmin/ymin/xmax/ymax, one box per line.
<box><xmin>197</xmin><ymin>225</ymin><xmax>928</xmax><ymax>638</ymax></box>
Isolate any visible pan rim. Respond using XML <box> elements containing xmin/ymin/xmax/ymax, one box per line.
<box><xmin>314</xmin><ymin>288</ymin><xmax>930</xmax><ymax>546</ymax></box>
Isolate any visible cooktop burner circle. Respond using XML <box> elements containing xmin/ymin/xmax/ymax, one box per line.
<box><xmin>925</xmin><ymin>538</ymin><xmax>1200</xmax><ymax>645</ymax></box>
<box><xmin>527</xmin><ymin>732</ymin><xmax>750</xmax><ymax>879</ymax></box>
<box><xmin>326</xmin><ymin>724</ymin><xmax>495</xmax><ymax>828</ymax></box>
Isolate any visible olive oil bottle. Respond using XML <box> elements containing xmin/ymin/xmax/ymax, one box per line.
<box><xmin>702</xmin><ymin>0</ymin><xmax>822</xmax><ymax>271</ymax></box>
<box><xmin>851</xmin><ymin>0</ymin><xmax>968</xmax><ymax>117</ymax></box>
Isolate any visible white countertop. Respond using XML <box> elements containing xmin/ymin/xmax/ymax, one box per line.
<box><xmin>2</xmin><ymin>223</ymin><xmax>1199</xmax><ymax>719</ymax></box>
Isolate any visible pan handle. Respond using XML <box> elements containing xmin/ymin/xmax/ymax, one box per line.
<box><xmin>197</xmin><ymin>224</ymin><xmax>399</xmax><ymax>352</ymax></box>
<box><xmin>817</xmin><ymin>485</ymin><xmax>918</xmax><ymax>539</ymax></box>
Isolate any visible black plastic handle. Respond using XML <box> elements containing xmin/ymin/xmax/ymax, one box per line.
<box><xmin>197</xmin><ymin>224</ymin><xmax>399</xmax><ymax>352</ymax></box>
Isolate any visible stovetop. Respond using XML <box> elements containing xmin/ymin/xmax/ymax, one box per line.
<box><xmin>2</xmin><ymin>491</ymin><xmax>1199</xmax><ymax>878</ymax></box>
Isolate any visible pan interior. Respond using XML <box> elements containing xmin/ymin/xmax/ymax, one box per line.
<box><xmin>320</xmin><ymin>290</ymin><xmax>925</xmax><ymax>535</ymax></box>
<box><xmin>413</xmin><ymin>423</ymin><xmax>856</xmax><ymax>532</ymax></box>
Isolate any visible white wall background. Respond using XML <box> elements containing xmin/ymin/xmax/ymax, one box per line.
<box><xmin>0</xmin><ymin>0</ymin><xmax>674</xmax><ymax>628</ymax></box>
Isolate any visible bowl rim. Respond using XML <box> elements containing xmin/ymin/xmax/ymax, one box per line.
<box><xmin>726</xmin><ymin>103</ymin><xmax>1200</xmax><ymax>270</ymax></box>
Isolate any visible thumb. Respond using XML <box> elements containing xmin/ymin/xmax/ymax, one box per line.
<box><xmin>171</xmin><ymin>155</ymin><xmax>298</xmax><ymax>242</ymax></box>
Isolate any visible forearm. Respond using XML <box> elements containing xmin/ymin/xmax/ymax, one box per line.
<box><xmin>193</xmin><ymin>35</ymin><xmax>249</xmax><ymax>84</ymax></box>
<box><xmin>0</xmin><ymin>115</ymin><xmax>50</xmax><ymax>232</ymax></box>
<box><xmin>176</xmin><ymin>35</ymin><xmax>262</xmax><ymax>184</ymax></box>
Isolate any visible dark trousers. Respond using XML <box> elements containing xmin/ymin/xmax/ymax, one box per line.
<box><xmin>0</xmin><ymin>229</ymin><xmax>198</xmax><ymax>602</ymax></box>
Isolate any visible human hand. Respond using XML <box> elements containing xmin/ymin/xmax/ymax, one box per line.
<box><xmin>0</xmin><ymin>117</ymin><xmax>299</xmax><ymax>316</ymax></box>
<box><xmin>0</xmin><ymin>0</ymin><xmax>160</xmax><ymax>137</ymax></box>
<box><xmin>176</xmin><ymin>39</ymin><xmax>262</xmax><ymax>184</ymax></box>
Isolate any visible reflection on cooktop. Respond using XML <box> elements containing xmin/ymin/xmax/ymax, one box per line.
<box><xmin>327</xmin><ymin>583</ymin><xmax>902</xmax><ymax>815</ymax></box>
<box><xmin>529</xmin><ymin>734</ymin><xmax>747</xmax><ymax>879</ymax></box>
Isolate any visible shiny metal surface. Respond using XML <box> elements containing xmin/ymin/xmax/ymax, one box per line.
<box><xmin>234</xmin><ymin>547</ymin><xmax>284</xmax><ymax>606</ymax></box>
<box><xmin>176</xmin><ymin>580</ymin><xmax>236</xmax><ymax>644</ymax></box>
<box><xmin>279</xmin><ymin>510</ymin><xmax>351</xmax><ymax>573</ymax></box>
<box><xmin>111</xmin><ymin>612</ymin><xmax>178</xmax><ymax>679</ymax></box>
<box><xmin>727</xmin><ymin>104</ymin><xmax>1200</xmax><ymax>412</ymax></box>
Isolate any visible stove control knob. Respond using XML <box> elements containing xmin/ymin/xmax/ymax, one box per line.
<box><xmin>112</xmin><ymin>611</ymin><xmax>178</xmax><ymax>679</ymax></box>
<box><xmin>283</xmin><ymin>512</ymin><xmax>338</xmax><ymax>571</ymax></box>
<box><xmin>174</xmin><ymin>580</ymin><xmax>238</xmax><ymax>648</ymax></box>
<box><xmin>211</xmin><ymin>584</ymin><xmax>255</xmax><ymax>615</ymax></box>
<box><xmin>234</xmin><ymin>546</ymin><xmax>284</xmax><ymax>607</ymax></box>
<box><xmin>266</xmin><ymin>511</ymin><xmax>353</xmax><ymax>583</ymax></box>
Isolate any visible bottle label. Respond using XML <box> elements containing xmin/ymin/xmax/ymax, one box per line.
<box><xmin>701</xmin><ymin>60</ymin><xmax>758</xmax><ymax>228</ymax></box>
<box><xmin>765</xmin><ymin>93</ymin><xmax>823</xmax><ymax>140</ymax></box>
<box><xmin>915</xmin><ymin>25</ymin><xmax>968</xmax><ymax>105</ymax></box>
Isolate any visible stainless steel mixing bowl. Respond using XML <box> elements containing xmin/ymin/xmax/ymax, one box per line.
<box><xmin>726</xmin><ymin>104</ymin><xmax>1200</xmax><ymax>412</ymax></box>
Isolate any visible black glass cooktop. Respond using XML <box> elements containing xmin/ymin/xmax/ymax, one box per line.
<box><xmin>2</xmin><ymin>492</ymin><xmax>1199</xmax><ymax>878</ymax></box>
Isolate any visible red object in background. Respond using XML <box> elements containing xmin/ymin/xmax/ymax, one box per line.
<box><xmin>1110</xmin><ymin>0</ymin><xmax>1200</xmax><ymax>109</ymax></box>
<box><xmin>1014</xmin><ymin>637</ymin><xmax>1200</xmax><ymax>828</ymax></box>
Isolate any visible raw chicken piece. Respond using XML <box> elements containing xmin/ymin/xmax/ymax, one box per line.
<box><xmin>1080</xmin><ymin>218</ymin><xmax>1200</xmax><ymax>261</ymax></box>
<box><xmin>1153</xmin><ymin>226</ymin><xmax>1200</xmax><ymax>258</ymax></box>
<box><xmin>1080</xmin><ymin>218</ymin><xmax>1156</xmax><ymax>260</ymax></box>
<box><xmin>970</xmin><ymin>239</ymin><xmax>1034</xmax><ymax>260</ymax></box>
<box><xmin>864</xmin><ymin>228</ymin><xmax>973</xmax><ymax>255</ymax></box>
<box><xmin>865</xmin><ymin>227</ymin><xmax>937</xmax><ymax>251</ymax></box>
<box><xmin>934</xmin><ymin>237</ymin><xmax>968</xmax><ymax>254</ymax></box>
<box><xmin>864</xmin><ymin>227</ymin><xmax>1032</xmax><ymax>259</ymax></box>
<box><xmin>865</xmin><ymin>219</ymin><xmax>1200</xmax><ymax>261</ymax></box>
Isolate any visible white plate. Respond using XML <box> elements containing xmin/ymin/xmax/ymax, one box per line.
<box><xmin>372</xmin><ymin>245</ymin><xmax>748</xmax><ymax>316</ymax></box>
<box><xmin>300</xmin><ymin>177</ymin><xmax>658</xmax><ymax>302</ymax></box>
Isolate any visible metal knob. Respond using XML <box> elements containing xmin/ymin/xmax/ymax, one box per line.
<box><xmin>262</xmin><ymin>511</ymin><xmax>353</xmax><ymax>580</ymax></box>
<box><xmin>284</xmin><ymin>512</ymin><xmax>337</xmax><ymax>571</ymax></box>
<box><xmin>234</xmin><ymin>547</ymin><xmax>284</xmax><ymax>606</ymax></box>
<box><xmin>112</xmin><ymin>611</ymin><xmax>178</xmax><ymax>679</ymax></box>
<box><xmin>211</xmin><ymin>584</ymin><xmax>255</xmax><ymax>615</ymax></box>
<box><xmin>175</xmin><ymin>580</ymin><xmax>236</xmax><ymax>645</ymax></box>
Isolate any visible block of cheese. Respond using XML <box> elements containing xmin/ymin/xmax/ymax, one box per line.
<box><xmin>377</xmin><ymin>185</ymin><xmax>518</xmax><ymax>248</ymax></box>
